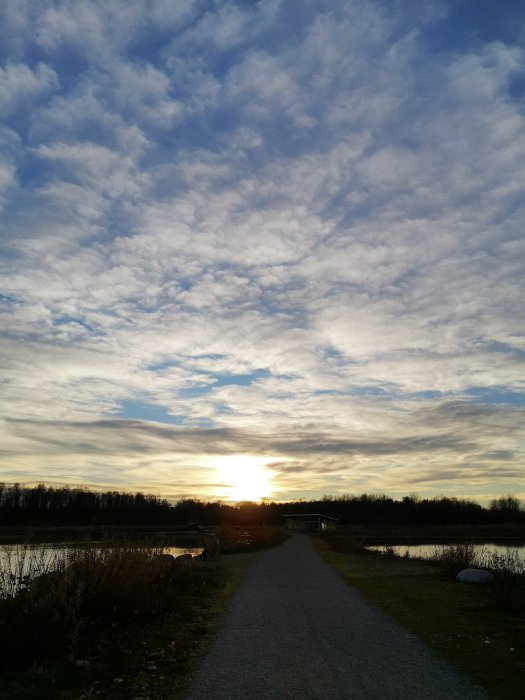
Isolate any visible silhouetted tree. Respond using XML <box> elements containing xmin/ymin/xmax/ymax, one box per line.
<box><xmin>489</xmin><ymin>495</ymin><xmax>523</xmax><ymax>523</ymax></box>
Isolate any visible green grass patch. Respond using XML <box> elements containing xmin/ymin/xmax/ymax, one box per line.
<box><xmin>315</xmin><ymin>537</ymin><xmax>525</xmax><ymax>699</ymax></box>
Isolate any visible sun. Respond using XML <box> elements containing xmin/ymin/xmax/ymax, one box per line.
<box><xmin>210</xmin><ymin>455</ymin><xmax>275</xmax><ymax>502</ymax></box>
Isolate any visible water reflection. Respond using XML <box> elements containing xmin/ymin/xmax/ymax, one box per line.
<box><xmin>368</xmin><ymin>542</ymin><xmax>525</xmax><ymax>568</ymax></box>
<box><xmin>0</xmin><ymin>544</ymin><xmax>200</xmax><ymax>596</ymax></box>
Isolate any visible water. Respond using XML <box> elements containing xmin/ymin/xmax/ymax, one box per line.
<box><xmin>0</xmin><ymin>543</ymin><xmax>201</xmax><ymax>595</ymax></box>
<box><xmin>367</xmin><ymin>542</ymin><xmax>525</xmax><ymax>571</ymax></box>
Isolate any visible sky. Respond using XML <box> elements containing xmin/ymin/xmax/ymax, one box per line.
<box><xmin>1</xmin><ymin>0</ymin><xmax>524</xmax><ymax>505</ymax></box>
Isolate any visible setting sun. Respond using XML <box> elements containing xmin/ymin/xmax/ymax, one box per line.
<box><xmin>209</xmin><ymin>455</ymin><xmax>275</xmax><ymax>502</ymax></box>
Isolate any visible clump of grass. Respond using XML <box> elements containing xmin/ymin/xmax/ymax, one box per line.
<box><xmin>483</xmin><ymin>548</ymin><xmax>525</xmax><ymax>577</ymax></box>
<box><xmin>430</xmin><ymin>544</ymin><xmax>524</xmax><ymax>577</ymax></box>
<box><xmin>481</xmin><ymin>549</ymin><xmax>525</xmax><ymax>614</ymax></box>
<box><xmin>0</xmin><ymin>543</ymin><xmax>67</xmax><ymax>597</ymax></box>
<box><xmin>431</xmin><ymin>543</ymin><xmax>477</xmax><ymax>576</ymax></box>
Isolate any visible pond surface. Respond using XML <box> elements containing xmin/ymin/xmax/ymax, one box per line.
<box><xmin>0</xmin><ymin>543</ymin><xmax>201</xmax><ymax>594</ymax></box>
<box><xmin>367</xmin><ymin>542</ymin><xmax>525</xmax><ymax>570</ymax></box>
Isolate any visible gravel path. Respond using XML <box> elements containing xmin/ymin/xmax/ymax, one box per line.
<box><xmin>187</xmin><ymin>535</ymin><xmax>488</xmax><ymax>700</ymax></box>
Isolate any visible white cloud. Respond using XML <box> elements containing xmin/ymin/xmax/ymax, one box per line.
<box><xmin>0</xmin><ymin>62</ymin><xmax>58</xmax><ymax>117</ymax></box>
<box><xmin>0</xmin><ymin>128</ymin><xmax>19</xmax><ymax>208</ymax></box>
<box><xmin>34</xmin><ymin>140</ymin><xmax>147</xmax><ymax>194</ymax></box>
<box><xmin>0</xmin><ymin>0</ymin><xmax>524</xmax><ymax>501</ymax></box>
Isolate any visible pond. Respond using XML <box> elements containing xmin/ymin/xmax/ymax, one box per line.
<box><xmin>367</xmin><ymin>542</ymin><xmax>525</xmax><ymax>572</ymax></box>
<box><xmin>0</xmin><ymin>543</ymin><xmax>202</xmax><ymax>596</ymax></box>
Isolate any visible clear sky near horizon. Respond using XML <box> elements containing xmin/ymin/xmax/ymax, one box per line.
<box><xmin>1</xmin><ymin>0</ymin><xmax>524</xmax><ymax>505</ymax></box>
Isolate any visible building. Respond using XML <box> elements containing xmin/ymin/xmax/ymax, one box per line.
<box><xmin>283</xmin><ymin>513</ymin><xmax>338</xmax><ymax>533</ymax></box>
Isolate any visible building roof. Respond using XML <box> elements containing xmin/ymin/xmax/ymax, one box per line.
<box><xmin>282</xmin><ymin>513</ymin><xmax>338</xmax><ymax>521</ymax></box>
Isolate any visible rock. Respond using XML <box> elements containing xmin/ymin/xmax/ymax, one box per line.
<box><xmin>456</xmin><ymin>568</ymin><xmax>495</xmax><ymax>583</ymax></box>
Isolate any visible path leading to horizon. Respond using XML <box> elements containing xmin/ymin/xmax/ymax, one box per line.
<box><xmin>187</xmin><ymin>535</ymin><xmax>487</xmax><ymax>700</ymax></box>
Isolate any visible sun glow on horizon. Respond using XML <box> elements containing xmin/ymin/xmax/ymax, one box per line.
<box><xmin>209</xmin><ymin>454</ymin><xmax>277</xmax><ymax>502</ymax></box>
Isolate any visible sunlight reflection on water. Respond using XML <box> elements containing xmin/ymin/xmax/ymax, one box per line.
<box><xmin>368</xmin><ymin>542</ymin><xmax>525</xmax><ymax>565</ymax></box>
<box><xmin>0</xmin><ymin>544</ymin><xmax>201</xmax><ymax>592</ymax></box>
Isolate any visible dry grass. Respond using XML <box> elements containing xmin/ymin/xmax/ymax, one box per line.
<box><xmin>430</xmin><ymin>543</ymin><xmax>478</xmax><ymax>576</ymax></box>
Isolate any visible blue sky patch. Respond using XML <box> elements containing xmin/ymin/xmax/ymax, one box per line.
<box><xmin>118</xmin><ymin>401</ymin><xmax>184</xmax><ymax>425</ymax></box>
<box><xmin>465</xmin><ymin>387</ymin><xmax>525</xmax><ymax>407</ymax></box>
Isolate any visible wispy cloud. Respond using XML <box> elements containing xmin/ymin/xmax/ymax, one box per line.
<box><xmin>1</xmin><ymin>0</ymin><xmax>524</xmax><ymax>502</ymax></box>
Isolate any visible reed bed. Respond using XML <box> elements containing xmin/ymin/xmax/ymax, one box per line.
<box><xmin>429</xmin><ymin>543</ymin><xmax>525</xmax><ymax>577</ymax></box>
<box><xmin>0</xmin><ymin>543</ymin><xmax>69</xmax><ymax>598</ymax></box>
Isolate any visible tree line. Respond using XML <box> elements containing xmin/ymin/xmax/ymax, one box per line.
<box><xmin>0</xmin><ymin>483</ymin><xmax>173</xmax><ymax>526</ymax></box>
<box><xmin>0</xmin><ymin>483</ymin><xmax>523</xmax><ymax>527</ymax></box>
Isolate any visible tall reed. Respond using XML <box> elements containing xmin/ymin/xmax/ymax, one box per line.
<box><xmin>0</xmin><ymin>543</ymin><xmax>68</xmax><ymax>597</ymax></box>
<box><xmin>430</xmin><ymin>543</ymin><xmax>524</xmax><ymax>577</ymax></box>
<box><xmin>431</xmin><ymin>543</ymin><xmax>477</xmax><ymax>576</ymax></box>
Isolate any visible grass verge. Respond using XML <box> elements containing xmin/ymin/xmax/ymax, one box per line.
<box><xmin>314</xmin><ymin>537</ymin><xmax>525</xmax><ymax>699</ymax></box>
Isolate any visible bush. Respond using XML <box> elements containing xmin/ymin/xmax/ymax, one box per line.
<box><xmin>431</xmin><ymin>543</ymin><xmax>477</xmax><ymax>576</ymax></box>
<box><xmin>483</xmin><ymin>549</ymin><xmax>525</xmax><ymax>614</ymax></box>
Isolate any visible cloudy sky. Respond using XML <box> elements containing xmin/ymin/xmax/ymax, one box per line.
<box><xmin>1</xmin><ymin>0</ymin><xmax>524</xmax><ymax>504</ymax></box>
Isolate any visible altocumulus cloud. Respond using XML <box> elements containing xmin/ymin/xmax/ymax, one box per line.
<box><xmin>0</xmin><ymin>0</ymin><xmax>524</xmax><ymax>503</ymax></box>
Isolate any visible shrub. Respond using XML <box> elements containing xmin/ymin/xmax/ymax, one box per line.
<box><xmin>482</xmin><ymin>549</ymin><xmax>525</xmax><ymax>614</ymax></box>
<box><xmin>431</xmin><ymin>543</ymin><xmax>477</xmax><ymax>576</ymax></box>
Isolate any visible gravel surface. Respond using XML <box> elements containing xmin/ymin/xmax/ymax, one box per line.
<box><xmin>187</xmin><ymin>535</ymin><xmax>488</xmax><ymax>700</ymax></box>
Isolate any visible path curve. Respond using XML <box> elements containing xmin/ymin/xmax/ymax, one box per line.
<box><xmin>187</xmin><ymin>535</ymin><xmax>487</xmax><ymax>699</ymax></box>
